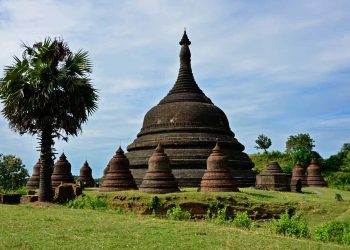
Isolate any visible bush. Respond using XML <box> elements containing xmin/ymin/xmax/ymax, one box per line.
<box><xmin>215</xmin><ymin>206</ymin><xmax>228</xmax><ymax>224</ymax></box>
<box><xmin>233</xmin><ymin>211</ymin><xmax>254</xmax><ymax>229</ymax></box>
<box><xmin>315</xmin><ymin>219</ymin><xmax>350</xmax><ymax>244</ymax></box>
<box><xmin>147</xmin><ymin>196</ymin><xmax>162</xmax><ymax>210</ymax></box>
<box><xmin>335</xmin><ymin>193</ymin><xmax>343</xmax><ymax>201</ymax></box>
<box><xmin>324</xmin><ymin>171</ymin><xmax>350</xmax><ymax>191</ymax></box>
<box><xmin>270</xmin><ymin>212</ymin><xmax>310</xmax><ymax>238</ymax></box>
<box><xmin>166</xmin><ymin>204</ymin><xmax>191</xmax><ymax>220</ymax></box>
<box><xmin>66</xmin><ymin>195</ymin><xmax>107</xmax><ymax>210</ymax></box>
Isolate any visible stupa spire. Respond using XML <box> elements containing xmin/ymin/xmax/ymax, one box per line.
<box><xmin>159</xmin><ymin>30</ymin><xmax>212</xmax><ymax>104</ymax></box>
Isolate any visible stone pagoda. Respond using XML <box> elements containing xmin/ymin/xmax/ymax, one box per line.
<box><xmin>139</xmin><ymin>144</ymin><xmax>180</xmax><ymax>194</ymax></box>
<box><xmin>26</xmin><ymin>159</ymin><xmax>41</xmax><ymax>190</ymax></box>
<box><xmin>306</xmin><ymin>159</ymin><xmax>327</xmax><ymax>187</ymax></box>
<box><xmin>290</xmin><ymin>161</ymin><xmax>305</xmax><ymax>192</ymax></box>
<box><xmin>198</xmin><ymin>143</ymin><xmax>239</xmax><ymax>192</ymax></box>
<box><xmin>127</xmin><ymin>31</ymin><xmax>254</xmax><ymax>187</ymax></box>
<box><xmin>99</xmin><ymin>147</ymin><xmax>137</xmax><ymax>191</ymax></box>
<box><xmin>256</xmin><ymin>161</ymin><xmax>290</xmax><ymax>191</ymax></box>
<box><xmin>77</xmin><ymin>161</ymin><xmax>95</xmax><ymax>187</ymax></box>
<box><xmin>51</xmin><ymin>153</ymin><xmax>74</xmax><ymax>188</ymax></box>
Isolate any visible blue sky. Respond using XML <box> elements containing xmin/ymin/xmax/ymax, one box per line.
<box><xmin>0</xmin><ymin>0</ymin><xmax>349</xmax><ymax>177</ymax></box>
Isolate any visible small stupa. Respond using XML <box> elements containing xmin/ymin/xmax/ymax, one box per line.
<box><xmin>306</xmin><ymin>159</ymin><xmax>327</xmax><ymax>187</ymax></box>
<box><xmin>198</xmin><ymin>143</ymin><xmax>239</xmax><ymax>192</ymax></box>
<box><xmin>26</xmin><ymin>159</ymin><xmax>41</xmax><ymax>190</ymax></box>
<box><xmin>139</xmin><ymin>144</ymin><xmax>180</xmax><ymax>193</ymax></box>
<box><xmin>51</xmin><ymin>153</ymin><xmax>74</xmax><ymax>188</ymax></box>
<box><xmin>255</xmin><ymin>161</ymin><xmax>290</xmax><ymax>191</ymax></box>
<box><xmin>99</xmin><ymin>147</ymin><xmax>137</xmax><ymax>191</ymax></box>
<box><xmin>290</xmin><ymin>161</ymin><xmax>305</xmax><ymax>192</ymax></box>
<box><xmin>77</xmin><ymin>161</ymin><xmax>95</xmax><ymax>187</ymax></box>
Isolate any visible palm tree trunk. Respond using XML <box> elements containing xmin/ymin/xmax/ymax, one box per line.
<box><xmin>39</xmin><ymin>126</ymin><xmax>54</xmax><ymax>202</ymax></box>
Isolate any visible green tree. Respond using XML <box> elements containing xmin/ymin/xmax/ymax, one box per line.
<box><xmin>0</xmin><ymin>38</ymin><xmax>98</xmax><ymax>201</ymax></box>
<box><xmin>285</xmin><ymin>133</ymin><xmax>315</xmax><ymax>154</ymax></box>
<box><xmin>255</xmin><ymin>134</ymin><xmax>272</xmax><ymax>153</ymax></box>
<box><xmin>0</xmin><ymin>154</ymin><xmax>29</xmax><ymax>191</ymax></box>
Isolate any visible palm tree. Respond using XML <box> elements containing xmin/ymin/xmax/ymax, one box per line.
<box><xmin>0</xmin><ymin>38</ymin><xmax>98</xmax><ymax>201</ymax></box>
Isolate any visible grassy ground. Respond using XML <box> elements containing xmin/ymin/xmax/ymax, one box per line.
<box><xmin>0</xmin><ymin>187</ymin><xmax>349</xmax><ymax>249</ymax></box>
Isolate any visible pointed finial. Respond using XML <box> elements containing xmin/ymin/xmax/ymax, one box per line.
<box><xmin>213</xmin><ymin>142</ymin><xmax>221</xmax><ymax>152</ymax></box>
<box><xmin>179</xmin><ymin>29</ymin><xmax>191</xmax><ymax>46</ymax></box>
<box><xmin>311</xmin><ymin>159</ymin><xmax>317</xmax><ymax>164</ymax></box>
<box><xmin>84</xmin><ymin>160</ymin><xmax>88</xmax><ymax>165</ymax></box>
<box><xmin>60</xmin><ymin>152</ymin><xmax>66</xmax><ymax>160</ymax></box>
<box><xmin>155</xmin><ymin>143</ymin><xmax>164</xmax><ymax>153</ymax></box>
<box><xmin>296</xmin><ymin>160</ymin><xmax>301</xmax><ymax>165</ymax></box>
<box><xmin>116</xmin><ymin>146</ymin><xmax>124</xmax><ymax>155</ymax></box>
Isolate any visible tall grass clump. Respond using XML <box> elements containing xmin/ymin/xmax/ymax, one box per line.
<box><xmin>166</xmin><ymin>204</ymin><xmax>191</xmax><ymax>220</ymax></box>
<box><xmin>315</xmin><ymin>218</ymin><xmax>350</xmax><ymax>244</ymax></box>
<box><xmin>270</xmin><ymin>212</ymin><xmax>309</xmax><ymax>238</ymax></box>
<box><xmin>233</xmin><ymin>211</ymin><xmax>254</xmax><ymax>229</ymax></box>
<box><xmin>66</xmin><ymin>195</ymin><xmax>107</xmax><ymax>210</ymax></box>
<box><xmin>215</xmin><ymin>206</ymin><xmax>228</xmax><ymax>224</ymax></box>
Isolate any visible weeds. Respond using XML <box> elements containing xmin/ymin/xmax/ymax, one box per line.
<box><xmin>66</xmin><ymin>195</ymin><xmax>107</xmax><ymax>210</ymax></box>
<box><xmin>166</xmin><ymin>204</ymin><xmax>191</xmax><ymax>220</ymax></box>
<box><xmin>315</xmin><ymin>218</ymin><xmax>350</xmax><ymax>244</ymax></box>
<box><xmin>270</xmin><ymin>211</ymin><xmax>310</xmax><ymax>238</ymax></box>
<box><xmin>233</xmin><ymin>211</ymin><xmax>254</xmax><ymax>229</ymax></box>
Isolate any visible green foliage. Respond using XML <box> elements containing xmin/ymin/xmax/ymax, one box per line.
<box><xmin>270</xmin><ymin>212</ymin><xmax>310</xmax><ymax>238</ymax></box>
<box><xmin>255</xmin><ymin>134</ymin><xmax>272</xmax><ymax>153</ymax></box>
<box><xmin>291</xmin><ymin>150</ymin><xmax>322</xmax><ymax>168</ymax></box>
<box><xmin>335</xmin><ymin>193</ymin><xmax>343</xmax><ymax>201</ymax></box>
<box><xmin>0</xmin><ymin>154</ymin><xmax>29</xmax><ymax>191</ymax></box>
<box><xmin>166</xmin><ymin>204</ymin><xmax>191</xmax><ymax>220</ymax></box>
<box><xmin>0</xmin><ymin>38</ymin><xmax>99</xmax><ymax>138</ymax></box>
<box><xmin>285</xmin><ymin>133</ymin><xmax>315</xmax><ymax>154</ymax></box>
<box><xmin>250</xmin><ymin>151</ymin><xmax>293</xmax><ymax>173</ymax></box>
<box><xmin>324</xmin><ymin>171</ymin><xmax>350</xmax><ymax>191</ymax></box>
<box><xmin>315</xmin><ymin>218</ymin><xmax>350</xmax><ymax>244</ymax></box>
<box><xmin>147</xmin><ymin>196</ymin><xmax>163</xmax><ymax>210</ymax></box>
<box><xmin>233</xmin><ymin>211</ymin><xmax>254</xmax><ymax>229</ymax></box>
<box><xmin>115</xmin><ymin>207</ymin><xmax>126</xmax><ymax>214</ymax></box>
<box><xmin>66</xmin><ymin>195</ymin><xmax>107</xmax><ymax>210</ymax></box>
<box><xmin>215</xmin><ymin>206</ymin><xmax>227</xmax><ymax>224</ymax></box>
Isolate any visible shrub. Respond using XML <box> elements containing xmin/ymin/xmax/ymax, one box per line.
<box><xmin>166</xmin><ymin>204</ymin><xmax>191</xmax><ymax>220</ymax></box>
<box><xmin>315</xmin><ymin>219</ymin><xmax>350</xmax><ymax>244</ymax></box>
<box><xmin>147</xmin><ymin>196</ymin><xmax>162</xmax><ymax>210</ymax></box>
<box><xmin>270</xmin><ymin>212</ymin><xmax>310</xmax><ymax>238</ymax></box>
<box><xmin>215</xmin><ymin>206</ymin><xmax>227</xmax><ymax>224</ymax></box>
<box><xmin>335</xmin><ymin>193</ymin><xmax>343</xmax><ymax>201</ymax></box>
<box><xmin>233</xmin><ymin>211</ymin><xmax>254</xmax><ymax>229</ymax></box>
<box><xmin>324</xmin><ymin>171</ymin><xmax>350</xmax><ymax>191</ymax></box>
<box><xmin>66</xmin><ymin>195</ymin><xmax>107</xmax><ymax>210</ymax></box>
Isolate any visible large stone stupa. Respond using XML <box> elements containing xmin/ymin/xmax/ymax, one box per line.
<box><xmin>127</xmin><ymin>31</ymin><xmax>255</xmax><ymax>187</ymax></box>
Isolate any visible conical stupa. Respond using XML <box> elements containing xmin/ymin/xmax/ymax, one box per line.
<box><xmin>139</xmin><ymin>144</ymin><xmax>180</xmax><ymax>193</ymax></box>
<box><xmin>291</xmin><ymin>161</ymin><xmax>306</xmax><ymax>183</ymax></box>
<box><xmin>127</xmin><ymin>31</ymin><xmax>254</xmax><ymax>187</ymax></box>
<box><xmin>26</xmin><ymin>159</ymin><xmax>41</xmax><ymax>190</ymax></box>
<box><xmin>77</xmin><ymin>161</ymin><xmax>95</xmax><ymax>187</ymax></box>
<box><xmin>51</xmin><ymin>153</ymin><xmax>74</xmax><ymax>188</ymax></box>
<box><xmin>306</xmin><ymin>159</ymin><xmax>327</xmax><ymax>187</ymax></box>
<box><xmin>198</xmin><ymin>143</ymin><xmax>239</xmax><ymax>192</ymax></box>
<box><xmin>100</xmin><ymin>147</ymin><xmax>137</xmax><ymax>191</ymax></box>
<box><xmin>256</xmin><ymin>161</ymin><xmax>290</xmax><ymax>191</ymax></box>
